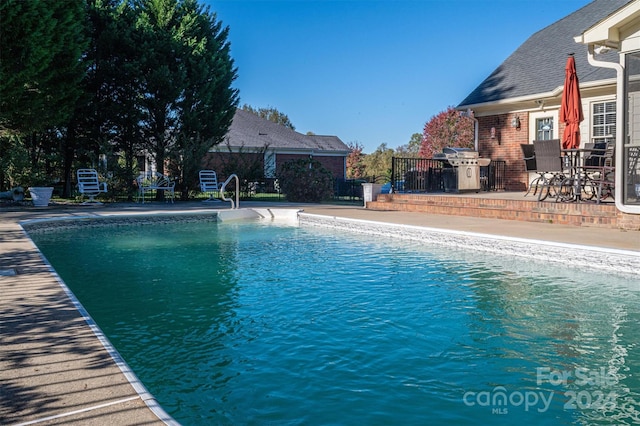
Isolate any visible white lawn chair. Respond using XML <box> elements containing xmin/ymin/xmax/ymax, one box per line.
<box><xmin>199</xmin><ymin>170</ymin><xmax>220</xmax><ymax>202</ymax></box>
<box><xmin>77</xmin><ymin>168</ymin><xmax>107</xmax><ymax>204</ymax></box>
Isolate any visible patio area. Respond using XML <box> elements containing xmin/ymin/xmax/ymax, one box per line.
<box><xmin>368</xmin><ymin>190</ymin><xmax>640</xmax><ymax>230</ymax></box>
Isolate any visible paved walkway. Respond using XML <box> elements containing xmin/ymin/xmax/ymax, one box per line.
<box><xmin>1</xmin><ymin>201</ymin><xmax>638</xmax><ymax>425</ymax></box>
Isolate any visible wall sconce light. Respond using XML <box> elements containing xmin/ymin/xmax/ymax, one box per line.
<box><xmin>511</xmin><ymin>115</ymin><xmax>521</xmax><ymax>130</ymax></box>
<box><xmin>490</xmin><ymin>127</ymin><xmax>500</xmax><ymax>145</ymax></box>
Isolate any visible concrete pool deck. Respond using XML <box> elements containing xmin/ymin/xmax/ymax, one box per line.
<box><xmin>1</xmin><ymin>201</ymin><xmax>638</xmax><ymax>425</ymax></box>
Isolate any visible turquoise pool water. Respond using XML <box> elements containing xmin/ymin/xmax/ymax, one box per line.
<box><xmin>29</xmin><ymin>219</ymin><xmax>640</xmax><ymax>425</ymax></box>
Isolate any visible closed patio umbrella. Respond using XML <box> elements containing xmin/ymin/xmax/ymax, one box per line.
<box><xmin>559</xmin><ymin>55</ymin><xmax>584</xmax><ymax>150</ymax></box>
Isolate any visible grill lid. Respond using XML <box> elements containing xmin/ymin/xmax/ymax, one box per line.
<box><xmin>433</xmin><ymin>147</ymin><xmax>479</xmax><ymax>160</ymax></box>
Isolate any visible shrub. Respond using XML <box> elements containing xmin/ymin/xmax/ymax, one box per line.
<box><xmin>277</xmin><ymin>158</ymin><xmax>333</xmax><ymax>202</ymax></box>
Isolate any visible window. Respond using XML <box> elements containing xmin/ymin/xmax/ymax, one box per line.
<box><xmin>264</xmin><ymin>150</ymin><xmax>276</xmax><ymax>178</ymax></box>
<box><xmin>536</xmin><ymin>117</ymin><xmax>554</xmax><ymax>140</ymax></box>
<box><xmin>529</xmin><ymin>110</ymin><xmax>558</xmax><ymax>142</ymax></box>
<box><xmin>592</xmin><ymin>101</ymin><xmax>616</xmax><ymax>145</ymax></box>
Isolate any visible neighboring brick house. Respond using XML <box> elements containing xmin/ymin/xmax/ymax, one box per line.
<box><xmin>458</xmin><ymin>0</ymin><xmax>631</xmax><ymax>192</ymax></box>
<box><xmin>202</xmin><ymin>108</ymin><xmax>350</xmax><ymax>183</ymax></box>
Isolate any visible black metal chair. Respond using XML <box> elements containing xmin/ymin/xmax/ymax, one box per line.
<box><xmin>583</xmin><ymin>142</ymin><xmax>615</xmax><ymax>203</ymax></box>
<box><xmin>521</xmin><ymin>144</ymin><xmax>540</xmax><ymax>196</ymax></box>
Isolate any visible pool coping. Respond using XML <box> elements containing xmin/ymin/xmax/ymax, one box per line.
<box><xmin>2</xmin><ymin>203</ymin><xmax>639</xmax><ymax>424</ymax></box>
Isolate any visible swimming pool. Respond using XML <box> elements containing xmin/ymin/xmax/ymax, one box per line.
<box><xmin>27</xmin><ymin>213</ymin><xmax>640</xmax><ymax>425</ymax></box>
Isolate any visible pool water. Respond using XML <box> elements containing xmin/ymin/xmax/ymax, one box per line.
<box><xmin>29</xmin><ymin>219</ymin><xmax>640</xmax><ymax>425</ymax></box>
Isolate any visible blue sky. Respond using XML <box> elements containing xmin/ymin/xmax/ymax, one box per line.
<box><xmin>206</xmin><ymin>0</ymin><xmax>592</xmax><ymax>154</ymax></box>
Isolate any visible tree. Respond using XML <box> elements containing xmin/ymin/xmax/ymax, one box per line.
<box><xmin>362</xmin><ymin>143</ymin><xmax>394</xmax><ymax>183</ymax></box>
<box><xmin>346</xmin><ymin>141</ymin><xmax>365</xmax><ymax>179</ymax></box>
<box><xmin>395</xmin><ymin>133</ymin><xmax>422</xmax><ymax>158</ymax></box>
<box><xmin>135</xmin><ymin>0</ymin><xmax>239</xmax><ymax>199</ymax></box>
<box><xmin>278</xmin><ymin>158</ymin><xmax>333</xmax><ymax>202</ymax></box>
<box><xmin>242</xmin><ymin>104</ymin><xmax>295</xmax><ymax>130</ymax></box>
<box><xmin>69</xmin><ymin>0</ymin><xmax>145</xmax><ymax>199</ymax></box>
<box><xmin>170</xmin><ymin>0</ymin><xmax>240</xmax><ymax>199</ymax></box>
<box><xmin>0</xmin><ymin>0</ymin><xmax>87</xmax><ymax>136</ymax></box>
<box><xmin>0</xmin><ymin>0</ymin><xmax>88</xmax><ymax>189</ymax></box>
<box><xmin>419</xmin><ymin>106</ymin><xmax>475</xmax><ymax>158</ymax></box>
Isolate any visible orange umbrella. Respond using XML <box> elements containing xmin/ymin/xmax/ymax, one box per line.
<box><xmin>560</xmin><ymin>55</ymin><xmax>584</xmax><ymax>149</ymax></box>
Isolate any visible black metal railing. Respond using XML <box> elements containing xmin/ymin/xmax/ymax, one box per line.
<box><xmin>481</xmin><ymin>161</ymin><xmax>506</xmax><ymax>191</ymax></box>
<box><xmin>333</xmin><ymin>178</ymin><xmax>364</xmax><ymax>202</ymax></box>
<box><xmin>391</xmin><ymin>157</ymin><xmax>506</xmax><ymax>193</ymax></box>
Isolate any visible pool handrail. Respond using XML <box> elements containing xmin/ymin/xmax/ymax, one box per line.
<box><xmin>220</xmin><ymin>174</ymin><xmax>239</xmax><ymax>209</ymax></box>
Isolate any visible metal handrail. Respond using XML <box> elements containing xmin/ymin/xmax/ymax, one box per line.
<box><xmin>220</xmin><ymin>174</ymin><xmax>239</xmax><ymax>209</ymax></box>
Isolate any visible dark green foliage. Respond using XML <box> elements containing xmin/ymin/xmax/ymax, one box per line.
<box><xmin>278</xmin><ymin>159</ymin><xmax>333</xmax><ymax>203</ymax></box>
<box><xmin>0</xmin><ymin>0</ymin><xmax>88</xmax><ymax>190</ymax></box>
<box><xmin>0</xmin><ymin>0</ymin><xmax>88</xmax><ymax>134</ymax></box>
<box><xmin>0</xmin><ymin>0</ymin><xmax>238</xmax><ymax>196</ymax></box>
<box><xmin>135</xmin><ymin>0</ymin><xmax>239</xmax><ymax>199</ymax></box>
<box><xmin>77</xmin><ymin>0</ymin><xmax>146</xmax><ymax>198</ymax></box>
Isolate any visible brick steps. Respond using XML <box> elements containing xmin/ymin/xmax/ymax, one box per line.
<box><xmin>368</xmin><ymin>193</ymin><xmax>624</xmax><ymax>228</ymax></box>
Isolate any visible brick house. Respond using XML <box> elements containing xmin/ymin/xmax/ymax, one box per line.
<box><xmin>202</xmin><ymin>108</ymin><xmax>350</xmax><ymax>183</ymax></box>
<box><xmin>458</xmin><ymin>0</ymin><xmax>640</xmax><ymax>215</ymax></box>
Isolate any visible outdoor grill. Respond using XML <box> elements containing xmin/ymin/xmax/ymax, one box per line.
<box><xmin>432</xmin><ymin>147</ymin><xmax>491</xmax><ymax>191</ymax></box>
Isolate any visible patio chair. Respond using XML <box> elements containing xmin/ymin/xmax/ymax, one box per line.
<box><xmin>77</xmin><ymin>168</ymin><xmax>107</xmax><ymax>204</ymax></box>
<box><xmin>199</xmin><ymin>170</ymin><xmax>220</xmax><ymax>202</ymax></box>
<box><xmin>521</xmin><ymin>144</ymin><xmax>541</xmax><ymax>197</ymax></box>
<box><xmin>532</xmin><ymin>139</ymin><xmax>564</xmax><ymax>201</ymax></box>
<box><xmin>584</xmin><ymin>142</ymin><xmax>609</xmax><ymax>167</ymax></box>
<box><xmin>583</xmin><ymin>142</ymin><xmax>615</xmax><ymax>203</ymax></box>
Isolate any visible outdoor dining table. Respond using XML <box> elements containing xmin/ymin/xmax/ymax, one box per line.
<box><xmin>559</xmin><ymin>147</ymin><xmax>610</xmax><ymax>202</ymax></box>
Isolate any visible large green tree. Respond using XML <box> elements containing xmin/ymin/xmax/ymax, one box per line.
<box><xmin>0</xmin><ymin>0</ymin><xmax>87</xmax><ymax>135</ymax></box>
<box><xmin>136</xmin><ymin>0</ymin><xmax>238</xmax><ymax>198</ymax></box>
<box><xmin>172</xmin><ymin>0</ymin><xmax>239</xmax><ymax>199</ymax></box>
<box><xmin>63</xmin><ymin>0</ymin><xmax>145</xmax><ymax>198</ymax></box>
<box><xmin>0</xmin><ymin>0</ymin><xmax>88</xmax><ymax>189</ymax></box>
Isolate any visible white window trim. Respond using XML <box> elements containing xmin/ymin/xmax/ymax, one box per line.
<box><xmin>528</xmin><ymin>110</ymin><xmax>559</xmax><ymax>142</ymax></box>
<box><xmin>588</xmin><ymin>98</ymin><xmax>617</xmax><ymax>145</ymax></box>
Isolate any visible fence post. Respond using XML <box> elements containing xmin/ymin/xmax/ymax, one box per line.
<box><xmin>391</xmin><ymin>157</ymin><xmax>396</xmax><ymax>193</ymax></box>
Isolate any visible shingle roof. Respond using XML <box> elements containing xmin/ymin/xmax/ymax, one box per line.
<box><xmin>225</xmin><ymin>109</ymin><xmax>350</xmax><ymax>153</ymax></box>
<box><xmin>458</xmin><ymin>0</ymin><xmax>633</xmax><ymax>107</ymax></box>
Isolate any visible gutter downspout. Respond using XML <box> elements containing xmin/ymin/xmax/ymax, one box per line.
<box><xmin>461</xmin><ymin>109</ymin><xmax>479</xmax><ymax>151</ymax></box>
<box><xmin>586</xmin><ymin>45</ymin><xmax>638</xmax><ymax>214</ymax></box>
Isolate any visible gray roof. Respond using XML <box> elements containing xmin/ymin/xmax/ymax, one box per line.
<box><xmin>458</xmin><ymin>0</ymin><xmax>633</xmax><ymax>107</ymax></box>
<box><xmin>224</xmin><ymin>109</ymin><xmax>350</xmax><ymax>153</ymax></box>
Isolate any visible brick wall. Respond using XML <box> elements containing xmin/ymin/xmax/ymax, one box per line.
<box><xmin>201</xmin><ymin>152</ymin><xmax>264</xmax><ymax>179</ymax></box>
<box><xmin>203</xmin><ymin>152</ymin><xmax>346</xmax><ymax>180</ymax></box>
<box><xmin>476</xmin><ymin>113</ymin><xmax>531</xmax><ymax>191</ymax></box>
<box><xmin>276</xmin><ymin>154</ymin><xmax>345</xmax><ymax>179</ymax></box>
<box><xmin>371</xmin><ymin>193</ymin><xmax>640</xmax><ymax>230</ymax></box>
